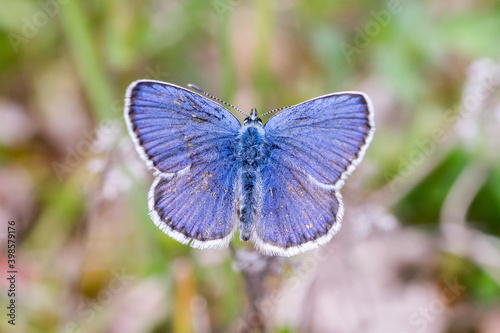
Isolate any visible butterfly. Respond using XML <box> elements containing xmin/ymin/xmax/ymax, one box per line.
<box><xmin>124</xmin><ymin>80</ymin><xmax>375</xmax><ymax>256</ymax></box>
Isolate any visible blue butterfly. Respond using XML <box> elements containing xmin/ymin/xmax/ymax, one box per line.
<box><xmin>124</xmin><ymin>80</ymin><xmax>374</xmax><ymax>256</ymax></box>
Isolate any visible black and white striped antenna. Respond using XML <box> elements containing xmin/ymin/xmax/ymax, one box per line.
<box><xmin>258</xmin><ymin>104</ymin><xmax>293</xmax><ymax>119</ymax></box>
<box><xmin>188</xmin><ymin>84</ymin><xmax>248</xmax><ymax>117</ymax></box>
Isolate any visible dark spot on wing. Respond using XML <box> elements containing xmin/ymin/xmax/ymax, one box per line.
<box><xmin>190</xmin><ymin>114</ymin><xmax>210</xmax><ymax>124</ymax></box>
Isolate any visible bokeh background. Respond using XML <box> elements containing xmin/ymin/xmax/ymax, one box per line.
<box><xmin>1</xmin><ymin>0</ymin><xmax>500</xmax><ymax>332</ymax></box>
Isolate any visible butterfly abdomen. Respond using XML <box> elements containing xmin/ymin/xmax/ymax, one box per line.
<box><xmin>237</xmin><ymin>123</ymin><xmax>268</xmax><ymax>241</ymax></box>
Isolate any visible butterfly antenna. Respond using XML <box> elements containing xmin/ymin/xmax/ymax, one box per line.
<box><xmin>259</xmin><ymin>104</ymin><xmax>293</xmax><ymax>119</ymax></box>
<box><xmin>188</xmin><ymin>84</ymin><xmax>248</xmax><ymax>117</ymax></box>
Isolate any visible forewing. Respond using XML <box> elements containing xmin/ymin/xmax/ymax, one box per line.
<box><xmin>125</xmin><ymin>80</ymin><xmax>241</xmax><ymax>175</ymax></box>
<box><xmin>253</xmin><ymin>160</ymin><xmax>343</xmax><ymax>256</ymax></box>
<box><xmin>264</xmin><ymin>92</ymin><xmax>374</xmax><ymax>189</ymax></box>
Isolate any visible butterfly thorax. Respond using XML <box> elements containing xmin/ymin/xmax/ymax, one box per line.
<box><xmin>238</xmin><ymin>111</ymin><xmax>268</xmax><ymax>241</ymax></box>
<box><xmin>239</xmin><ymin>128</ymin><xmax>264</xmax><ymax>165</ymax></box>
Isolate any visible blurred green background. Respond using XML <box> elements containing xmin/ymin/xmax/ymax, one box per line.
<box><xmin>1</xmin><ymin>0</ymin><xmax>500</xmax><ymax>332</ymax></box>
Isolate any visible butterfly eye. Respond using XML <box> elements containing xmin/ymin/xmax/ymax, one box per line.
<box><xmin>243</xmin><ymin>117</ymin><xmax>262</xmax><ymax>125</ymax></box>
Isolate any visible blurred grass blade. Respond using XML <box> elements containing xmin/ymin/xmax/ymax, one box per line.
<box><xmin>59</xmin><ymin>0</ymin><xmax>115</xmax><ymax>122</ymax></box>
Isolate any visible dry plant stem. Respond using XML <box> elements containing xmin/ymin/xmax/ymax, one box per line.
<box><xmin>229</xmin><ymin>244</ymin><xmax>275</xmax><ymax>332</ymax></box>
<box><xmin>439</xmin><ymin>161</ymin><xmax>500</xmax><ymax>284</ymax></box>
<box><xmin>440</xmin><ymin>161</ymin><xmax>489</xmax><ymax>226</ymax></box>
<box><xmin>372</xmin><ymin>133</ymin><xmax>458</xmax><ymax>208</ymax></box>
<box><xmin>60</xmin><ymin>151</ymin><xmax>116</xmax><ymax>327</ymax></box>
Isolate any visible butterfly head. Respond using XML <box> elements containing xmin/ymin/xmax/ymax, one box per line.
<box><xmin>243</xmin><ymin>108</ymin><xmax>262</xmax><ymax>126</ymax></box>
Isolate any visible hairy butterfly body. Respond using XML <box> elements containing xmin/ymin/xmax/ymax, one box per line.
<box><xmin>125</xmin><ymin>80</ymin><xmax>374</xmax><ymax>256</ymax></box>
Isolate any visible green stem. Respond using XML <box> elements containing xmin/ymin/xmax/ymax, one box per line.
<box><xmin>59</xmin><ymin>0</ymin><xmax>115</xmax><ymax>122</ymax></box>
<box><xmin>253</xmin><ymin>0</ymin><xmax>275</xmax><ymax>108</ymax></box>
<box><xmin>217</xmin><ymin>4</ymin><xmax>237</xmax><ymax>102</ymax></box>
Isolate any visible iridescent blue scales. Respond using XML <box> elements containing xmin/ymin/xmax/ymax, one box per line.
<box><xmin>124</xmin><ymin>80</ymin><xmax>375</xmax><ymax>256</ymax></box>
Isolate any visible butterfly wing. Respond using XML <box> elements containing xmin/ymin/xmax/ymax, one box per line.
<box><xmin>149</xmin><ymin>161</ymin><xmax>240</xmax><ymax>249</ymax></box>
<box><xmin>125</xmin><ymin>80</ymin><xmax>241</xmax><ymax>248</ymax></box>
<box><xmin>125</xmin><ymin>80</ymin><xmax>241</xmax><ymax>175</ymax></box>
<box><xmin>253</xmin><ymin>92</ymin><xmax>374</xmax><ymax>256</ymax></box>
